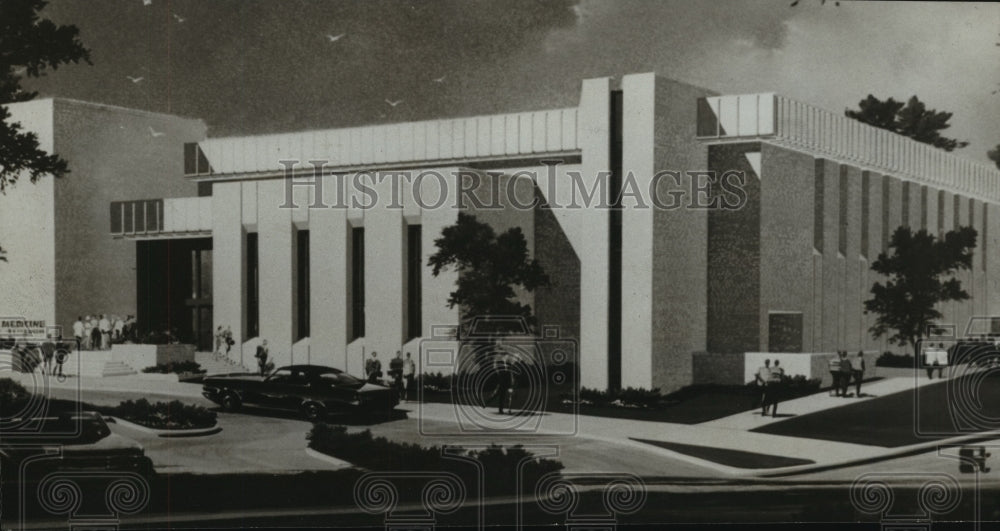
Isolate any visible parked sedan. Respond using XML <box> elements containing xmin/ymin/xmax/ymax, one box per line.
<box><xmin>201</xmin><ymin>364</ymin><xmax>399</xmax><ymax>420</ymax></box>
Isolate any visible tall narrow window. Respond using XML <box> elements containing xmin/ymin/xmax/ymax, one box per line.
<box><xmin>407</xmin><ymin>225</ymin><xmax>423</xmax><ymax>341</ymax></box>
<box><xmin>246</xmin><ymin>232</ymin><xmax>259</xmax><ymax>338</ymax></box>
<box><xmin>901</xmin><ymin>182</ymin><xmax>910</xmax><ymax>228</ymax></box>
<box><xmin>296</xmin><ymin>230</ymin><xmax>310</xmax><ymax>340</ymax></box>
<box><xmin>882</xmin><ymin>177</ymin><xmax>890</xmax><ymax>251</ymax></box>
<box><xmin>814</xmin><ymin>160</ymin><xmax>825</xmax><ymax>252</ymax></box>
<box><xmin>351</xmin><ymin>227</ymin><xmax>365</xmax><ymax>340</ymax></box>
<box><xmin>954</xmin><ymin>195</ymin><xmax>961</xmax><ymax>229</ymax></box>
<box><xmin>920</xmin><ymin>185</ymin><xmax>928</xmax><ymax>230</ymax></box>
<box><xmin>861</xmin><ymin>172</ymin><xmax>870</xmax><ymax>259</ymax></box>
<box><xmin>838</xmin><ymin>166</ymin><xmax>848</xmax><ymax>256</ymax></box>
<box><xmin>938</xmin><ymin>191</ymin><xmax>945</xmax><ymax>236</ymax></box>
<box><xmin>984</xmin><ymin>207</ymin><xmax>989</xmax><ymax>271</ymax></box>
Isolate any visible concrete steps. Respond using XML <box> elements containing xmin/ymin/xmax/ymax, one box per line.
<box><xmin>101</xmin><ymin>360</ymin><xmax>137</xmax><ymax>377</ymax></box>
<box><xmin>195</xmin><ymin>351</ymin><xmax>252</xmax><ymax>375</ymax></box>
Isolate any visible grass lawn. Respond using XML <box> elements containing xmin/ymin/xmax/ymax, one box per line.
<box><xmin>422</xmin><ymin>385</ymin><xmax>766</xmax><ymax>424</ymax></box>
<box><xmin>753</xmin><ymin>370</ymin><xmax>1000</xmax><ymax>447</ymax></box>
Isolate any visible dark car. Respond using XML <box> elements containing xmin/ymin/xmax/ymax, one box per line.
<box><xmin>0</xmin><ymin>411</ymin><xmax>154</xmax><ymax>477</ymax></box>
<box><xmin>201</xmin><ymin>364</ymin><xmax>399</xmax><ymax>420</ymax></box>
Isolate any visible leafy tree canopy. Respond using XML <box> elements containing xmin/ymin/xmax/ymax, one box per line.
<box><xmin>428</xmin><ymin>212</ymin><xmax>549</xmax><ymax>337</ymax></box>
<box><xmin>846</xmin><ymin>95</ymin><xmax>969</xmax><ymax>152</ymax></box>
<box><xmin>865</xmin><ymin>225</ymin><xmax>977</xmax><ymax>354</ymax></box>
<box><xmin>988</xmin><ymin>143</ymin><xmax>1000</xmax><ymax>171</ymax></box>
<box><xmin>0</xmin><ymin>0</ymin><xmax>91</xmax><ymax>262</ymax></box>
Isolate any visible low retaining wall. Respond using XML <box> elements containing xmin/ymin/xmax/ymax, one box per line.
<box><xmin>112</xmin><ymin>344</ymin><xmax>195</xmax><ymax>371</ymax></box>
<box><xmin>692</xmin><ymin>351</ymin><xmax>881</xmax><ymax>387</ymax></box>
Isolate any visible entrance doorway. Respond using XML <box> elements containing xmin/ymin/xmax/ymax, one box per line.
<box><xmin>136</xmin><ymin>238</ymin><xmax>213</xmax><ymax>351</ymax></box>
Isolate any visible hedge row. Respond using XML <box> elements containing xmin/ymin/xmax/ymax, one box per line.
<box><xmin>109</xmin><ymin>398</ymin><xmax>216</xmax><ymax>430</ymax></box>
<box><xmin>307</xmin><ymin>424</ymin><xmax>563</xmax><ymax>495</ymax></box>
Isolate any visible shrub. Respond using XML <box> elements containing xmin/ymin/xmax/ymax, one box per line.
<box><xmin>142</xmin><ymin>361</ymin><xmax>205</xmax><ymax>374</ymax></box>
<box><xmin>572</xmin><ymin>386</ymin><xmax>664</xmax><ymax>408</ymax></box>
<box><xmin>876</xmin><ymin>351</ymin><xmax>916</xmax><ymax>368</ymax></box>
<box><xmin>110</xmin><ymin>398</ymin><xmax>216</xmax><ymax>430</ymax></box>
<box><xmin>0</xmin><ymin>378</ymin><xmax>32</xmax><ymax>415</ymax></box>
<box><xmin>418</xmin><ymin>372</ymin><xmax>455</xmax><ymax>392</ymax></box>
<box><xmin>307</xmin><ymin>424</ymin><xmax>563</xmax><ymax>495</ymax></box>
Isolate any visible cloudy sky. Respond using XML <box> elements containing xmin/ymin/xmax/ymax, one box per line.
<box><xmin>25</xmin><ymin>0</ymin><xmax>1000</xmax><ymax>165</ymax></box>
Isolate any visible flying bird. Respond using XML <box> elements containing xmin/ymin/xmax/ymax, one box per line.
<box><xmin>432</xmin><ymin>75</ymin><xmax>446</xmax><ymax>83</ymax></box>
<box><xmin>173</xmin><ymin>14</ymin><xmax>185</xmax><ymax>23</ymax></box>
<box><xmin>149</xmin><ymin>127</ymin><xmax>165</xmax><ymax>138</ymax></box>
<box><xmin>126</xmin><ymin>76</ymin><xmax>144</xmax><ymax>83</ymax></box>
<box><xmin>142</xmin><ymin>0</ymin><xmax>152</xmax><ymax>6</ymax></box>
<box><xmin>327</xmin><ymin>33</ymin><xmax>346</xmax><ymax>43</ymax></box>
<box><xmin>385</xmin><ymin>99</ymin><xmax>404</xmax><ymax>107</ymax></box>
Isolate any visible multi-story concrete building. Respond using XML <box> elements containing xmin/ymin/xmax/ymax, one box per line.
<box><xmin>5</xmin><ymin>73</ymin><xmax>1000</xmax><ymax>392</ymax></box>
<box><xmin>0</xmin><ymin>98</ymin><xmax>205</xmax><ymax>341</ymax></box>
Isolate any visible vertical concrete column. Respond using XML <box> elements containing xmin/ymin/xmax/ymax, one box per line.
<box><xmin>955</xmin><ymin>196</ymin><xmax>971</xmax><ymax>335</ymax></box>
<box><xmin>759</xmin><ymin>145</ymin><xmax>815</xmax><ymax>355</ymax></box>
<box><xmin>418</xmin><ymin>167</ymin><xmax>460</xmax><ymax>374</ymax></box>
<box><xmin>257</xmin><ymin>179</ymin><xmax>294</xmax><ymax>367</ymax></box>
<box><xmin>939</xmin><ymin>191</ymin><xmax>957</xmax><ymax>331</ymax></box>
<box><xmin>986</xmin><ymin>203</ymin><xmax>1000</xmax><ymax>317</ymax></box>
<box><xmin>310</xmin><ymin>174</ymin><xmax>349</xmax><ymax>369</ymax></box>
<box><xmin>212</xmin><ymin>181</ymin><xmax>244</xmax><ymax>361</ymax></box>
<box><xmin>970</xmin><ymin>200</ymin><xmax>985</xmax><ymax>319</ymax></box>
<box><xmin>619</xmin><ymin>74</ymin><xmax>656</xmax><ymax>390</ymax></box>
<box><xmin>364</xmin><ymin>171</ymin><xmax>405</xmax><ymax>361</ymax></box>
<box><xmin>621</xmin><ymin>73</ymin><xmax>710</xmax><ymax>392</ymax></box>
<box><xmin>575</xmin><ymin>77</ymin><xmax>611</xmax><ymax>390</ymax></box>
<box><xmin>844</xmin><ymin>166</ymin><xmax>863</xmax><ymax>351</ymax></box>
<box><xmin>820</xmin><ymin>159</ymin><xmax>840</xmax><ymax>352</ymax></box>
<box><xmin>862</xmin><ymin>171</ymin><xmax>883</xmax><ymax>352</ymax></box>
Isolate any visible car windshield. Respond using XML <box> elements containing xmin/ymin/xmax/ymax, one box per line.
<box><xmin>317</xmin><ymin>370</ymin><xmax>363</xmax><ymax>387</ymax></box>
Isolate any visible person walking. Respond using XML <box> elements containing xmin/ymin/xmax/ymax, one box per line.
<box><xmin>851</xmin><ymin>352</ymin><xmax>866</xmax><ymax>397</ymax></box>
<box><xmin>402</xmin><ymin>352</ymin><xmax>416</xmax><ymax>402</ymax></box>
<box><xmin>113</xmin><ymin>316</ymin><xmax>124</xmax><ymax>343</ymax></box>
<box><xmin>365</xmin><ymin>351</ymin><xmax>382</xmax><ymax>384</ymax></box>
<box><xmin>224</xmin><ymin>326</ymin><xmax>234</xmax><ymax>355</ymax></box>
<box><xmin>255</xmin><ymin>340</ymin><xmax>269</xmax><ymax>377</ymax></box>
<box><xmin>767</xmin><ymin>360</ymin><xmax>785</xmax><ymax>416</ymax></box>
<box><xmin>828</xmin><ymin>353</ymin><xmax>842</xmax><ymax>396</ymax></box>
<box><xmin>73</xmin><ymin>317</ymin><xmax>84</xmax><ymax>352</ymax></box>
<box><xmin>389</xmin><ymin>351</ymin><xmax>404</xmax><ymax>395</ymax></box>
<box><xmin>54</xmin><ymin>344</ymin><xmax>67</xmax><ymax>377</ymax></box>
<box><xmin>40</xmin><ymin>334</ymin><xmax>55</xmax><ymax>375</ymax></box>
<box><xmin>98</xmin><ymin>314</ymin><xmax>111</xmax><ymax>350</ymax></box>
<box><xmin>838</xmin><ymin>350</ymin><xmax>853</xmax><ymax>397</ymax></box>
<box><xmin>89</xmin><ymin>317</ymin><xmax>101</xmax><ymax>352</ymax></box>
<box><xmin>83</xmin><ymin>317</ymin><xmax>93</xmax><ymax>351</ymax></box>
<box><xmin>489</xmin><ymin>353</ymin><xmax>514</xmax><ymax>414</ymax></box>
<box><xmin>755</xmin><ymin>359</ymin><xmax>772</xmax><ymax>416</ymax></box>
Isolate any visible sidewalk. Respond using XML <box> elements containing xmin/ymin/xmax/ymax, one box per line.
<box><xmin>3</xmin><ymin>369</ymin><xmax>981</xmax><ymax>479</ymax></box>
<box><xmin>700</xmin><ymin>373</ymin><xmax>938</xmax><ymax>431</ymax></box>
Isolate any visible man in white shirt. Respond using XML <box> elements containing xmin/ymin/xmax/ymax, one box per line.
<box><xmin>98</xmin><ymin>315</ymin><xmax>110</xmax><ymax>350</ymax></box>
<box><xmin>72</xmin><ymin>317</ymin><xmax>84</xmax><ymax>352</ymax></box>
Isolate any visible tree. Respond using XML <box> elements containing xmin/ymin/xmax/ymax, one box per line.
<box><xmin>988</xmin><ymin>143</ymin><xmax>1000</xmax><ymax>171</ymax></box>
<box><xmin>846</xmin><ymin>95</ymin><xmax>969</xmax><ymax>152</ymax></box>
<box><xmin>865</xmin><ymin>225</ymin><xmax>977</xmax><ymax>355</ymax></box>
<box><xmin>0</xmin><ymin>0</ymin><xmax>91</xmax><ymax>262</ymax></box>
<box><xmin>428</xmin><ymin>212</ymin><xmax>550</xmax><ymax>337</ymax></box>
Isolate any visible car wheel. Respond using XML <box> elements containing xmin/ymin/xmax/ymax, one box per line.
<box><xmin>221</xmin><ymin>392</ymin><xmax>241</xmax><ymax>412</ymax></box>
<box><xmin>303</xmin><ymin>402</ymin><xmax>325</xmax><ymax>421</ymax></box>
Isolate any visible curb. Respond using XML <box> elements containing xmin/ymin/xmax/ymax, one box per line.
<box><xmin>109</xmin><ymin>416</ymin><xmax>222</xmax><ymax>438</ymax></box>
<box><xmin>304</xmin><ymin>447</ymin><xmax>354</xmax><ymax>468</ymax></box>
